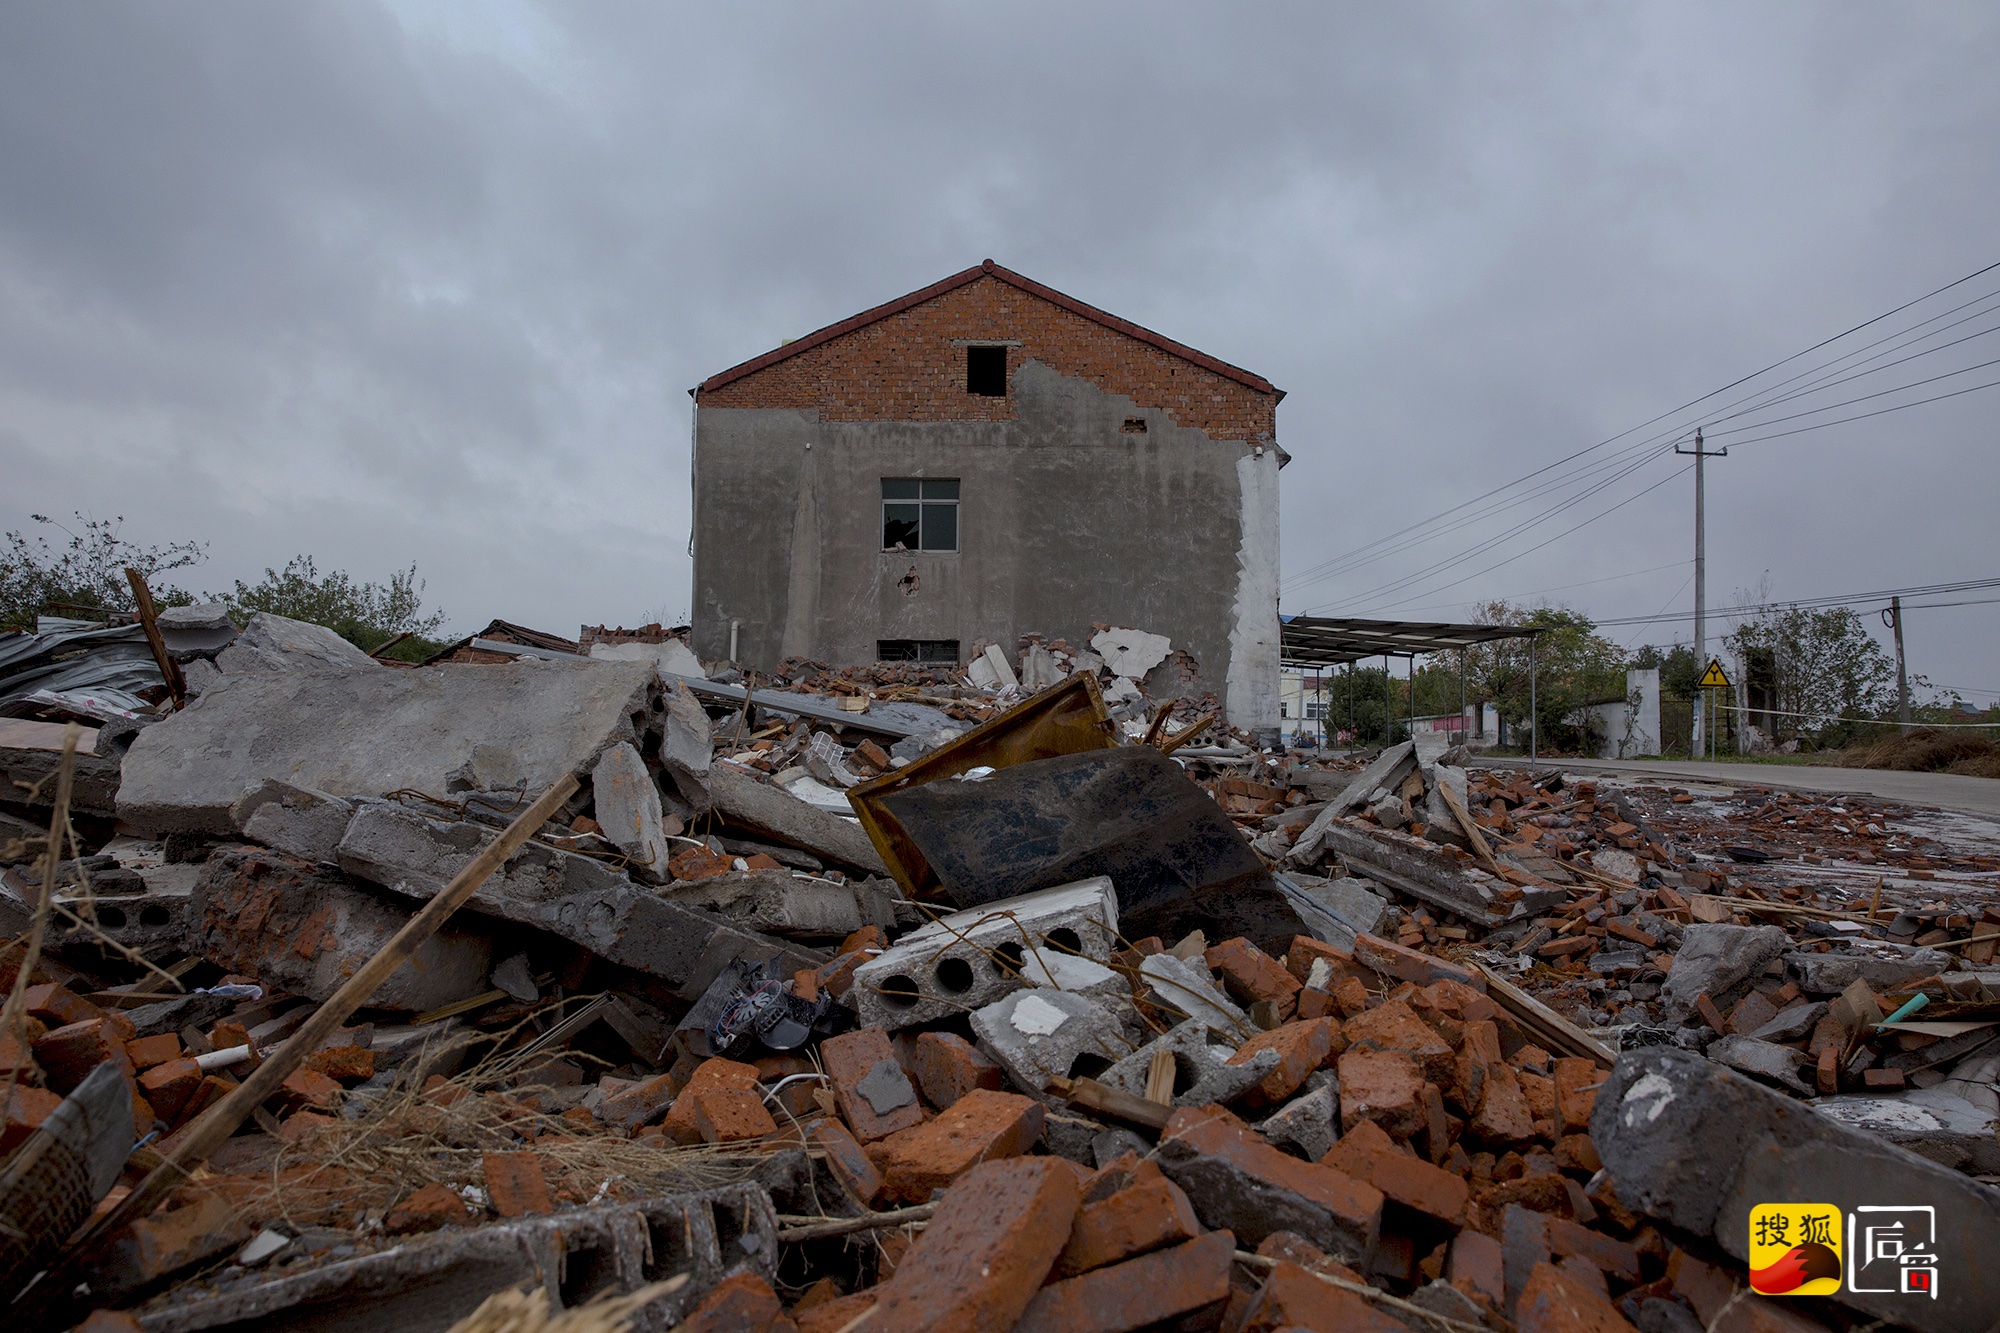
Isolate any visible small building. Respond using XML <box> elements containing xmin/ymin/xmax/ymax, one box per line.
<box><xmin>689</xmin><ymin>260</ymin><xmax>1285</xmax><ymax>730</ymax></box>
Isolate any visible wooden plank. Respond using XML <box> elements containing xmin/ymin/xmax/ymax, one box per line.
<box><xmin>0</xmin><ymin>718</ymin><xmax>97</xmax><ymax>755</ymax></box>
<box><xmin>1472</xmin><ymin>960</ymin><xmax>1617</xmax><ymax>1069</ymax></box>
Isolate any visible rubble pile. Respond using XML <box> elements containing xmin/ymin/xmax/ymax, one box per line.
<box><xmin>0</xmin><ymin>613</ymin><xmax>1995</xmax><ymax>1331</ymax></box>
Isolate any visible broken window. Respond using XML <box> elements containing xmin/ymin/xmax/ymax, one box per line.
<box><xmin>1121</xmin><ymin>417</ymin><xmax>1147</xmax><ymax>434</ymax></box>
<box><xmin>878</xmin><ymin>639</ymin><xmax>961</xmax><ymax>663</ymax></box>
<box><xmin>966</xmin><ymin>344</ymin><xmax>1007</xmax><ymax>397</ymax></box>
<box><xmin>882</xmin><ymin>478</ymin><xmax>959</xmax><ymax>551</ymax></box>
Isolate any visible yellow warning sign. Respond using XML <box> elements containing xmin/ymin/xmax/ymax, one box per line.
<box><xmin>1699</xmin><ymin>658</ymin><xmax>1733</xmax><ymax>689</ymax></box>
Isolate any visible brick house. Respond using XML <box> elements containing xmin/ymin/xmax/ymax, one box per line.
<box><xmin>689</xmin><ymin>260</ymin><xmax>1285</xmax><ymax>731</ymax></box>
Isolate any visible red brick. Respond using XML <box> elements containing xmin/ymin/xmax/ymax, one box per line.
<box><xmin>876</xmin><ymin>1089</ymin><xmax>1043</xmax><ymax>1204</ymax></box>
<box><xmin>689</xmin><ymin>1081</ymin><xmax>780</xmax><ymax>1144</ymax></box>
<box><xmin>1352</xmin><ymin>933</ymin><xmax>1483</xmax><ymax>991</ymax></box>
<box><xmin>1017</xmin><ymin>1230</ymin><xmax>1236</xmax><ymax>1333</ymax></box>
<box><xmin>698</xmin><ymin>269</ymin><xmax>1279</xmax><ymax>446</ymax></box>
<box><xmin>1296</xmin><ymin>984</ymin><xmax>1337</xmax><ymax>1021</ymax></box>
<box><xmin>1421</xmin><ymin>978</ymin><xmax>1499</xmax><ymax>1024</ymax></box>
<box><xmin>1157</xmin><ymin>1107</ymin><xmax>1382</xmax><ymax>1257</ymax></box>
<box><xmin>668</xmin><ymin>845</ymin><xmax>734</xmax><ymax>880</ymax></box>
<box><xmin>1469</xmin><ymin>1061</ymin><xmax>1537</xmax><ymax>1145</ymax></box>
<box><xmin>275</xmin><ymin>1110</ymin><xmax>340</xmax><ymax>1144</ymax></box>
<box><xmin>1336</xmin><ymin>1049</ymin><xmax>1426</xmax><ymax>1138</ymax></box>
<box><xmin>1364</xmin><ymin>1151</ymin><xmax>1470</xmax><ymax>1224</ymax></box>
<box><xmin>124</xmin><ymin>1033</ymin><xmax>181</xmax><ymax>1071</ymax></box>
<box><xmin>678</xmin><ymin>1271</ymin><xmax>790</xmax><ymax>1332</ymax></box>
<box><xmin>841</xmin><ymin>924</ymin><xmax>887</xmax><ymax>955</ymax></box>
<box><xmin>644</xmin><ymin>1057</ymin><xmax>760</xmax><ymax>1138</ymax></box>
<box><xmin>1053</xmin><ymin>1175</ymin><xmax>1202</xmax><ymax>1277</ymax></box>
<box><xmin>807</xmin><ymin>1116</ymin><xmax>883</xmax><ymax>1206</ymax></box>
<box><xmin>1318</xmin><ymin>1118</ymin><xmax>1400</xmax><ymax>1177</ymax></box>
<box><xmin>1332</xmin><ymin>975</ymin><xmax>1372</xmax><ymax>1018</ymax></box>
<box><xmin>97</xmin><ymin>1190</ymin><xmax>246</xmax><ymax>1288</ymax></box>
<box><xmin>1285</xmin><ymin>935</ymin><xmax>1356</xmax><ymax>984</ymax></box>
<box><xmin>821</xmin><ymin>1026</ymin><xmax>923</xmax><ymax>1143</ymax></box>
<box><xmin>483</xmin><ymin>1151</ymin><xmax>553</xmax><ymax>1218</ymax></box>
<box><xmin>1226</xmin><ymin>1018</ymin><xmax>1337</xmax><ymax>1108</ymax></box>
<box><xmin>909</xmin><ymin>1030</ymin><xmax>1003</xmax><ymax>1109</ymax></box>
<box><xmin>1238</xmin><ymin>1259</ymin><xmax>1410</xmax><ymax>1332</ymax></box>
<box><xmin>1448</xmin><ymin>1228</ymin><xmax>1505</xmax><ymax>1307</ymax></box>
<box><xmin>303</xmin><ymin>1044</ymin><xmax>376</xmax><ymax>1082</ymax></box>
<box><xmin>863</xmin><ymin>1157</ymin><xmax>1081</xmax><ymax>1332</ymax></box>
<box><xmin>1342</xmin><ymin>1000</ymin><xmax>1454</xmax><ymax>1082</ymax></box>
<box><xmin>32</xmin><ymin>1018</ymin><xmax>131</xmax><ymax>1093</ymax></box>
<box><xmin>1080</xmin><ymin>1151</ymin><xmax>1167</xmax><ymax>1203</ymax></box>
<box><xmin>22</xmin><ymin>982</ymin><xmax>107</xmax><ymax>1031</ymax></box>
<box><xmin>1552</xmin><ymin>1056</ymin><xmax>1600</xmax><ymax>1128</ymax></box>
<box><xmin>1515</xmin><ymin>1260</ymin><xmax>1635</xmax><ymax>1332</ymax></box>
<box><xmin>73</xmin><ymin>1314</ymin><xmax>145</xmax><ymax>1333</ymax></box>
<box><xmin>0</xmin><ymin>1083</ymin><xmax>62</xmax><ymax>1155</ymax></box>
<box><xmin>1554</xmin><ymin>1133</ymin><xmax>1602</xmax><ymax>1174</ymax></box>
<box><xmin>138</xmin><ymin>1058</ymin><xmax>203</xmax><ymax>1123</ymax></box>
<box><xmin>385</xmin><ymin>1180</ymin><xmax>471</xmax><ymax>1233</ymax></box>
<box><xmin>1253</xmin><ymin>1230</ymin><xmax>1366</xmax><ymax>1285</ymax></box>
<box><xmin>1545</xmin><ymin>1215</ymin><xmax>1639</xmax><ymax>1282</ymax></box>
<box><xmin>796</xmin><ymin>1292</ymin><xmax>876</xmax><ymax>1333</ymax></box>
<box><xmin>1206</xmin><ymin>937</ymin><xmax>1302</xmax><ymax>1015</ymax></box>
<box><xmin>273</xmin><ymin>1067</ymin><xmax>341</xmax><ymax>1114</ymax></box>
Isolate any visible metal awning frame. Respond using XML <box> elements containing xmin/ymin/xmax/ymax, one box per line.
<box><xmin>1280</xmin><ymin>616</ymin><xmax>1548</xmax><ymax>770</ymax></box>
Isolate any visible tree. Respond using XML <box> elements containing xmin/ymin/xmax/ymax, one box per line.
<box><xmin>217</xmin><ymin>556</ymin><xmax>448</xmax><ymax>662</ymax></box>
<box><xmin>0</xmin><ymin>514</ymin><xmax>204</xmax><ymax>631</ymax></box>
<box><xmin>1458</xmin><ymin>600</ymin><xmax>1626</xmax><ymax>753</ymax></box>
<box><xmin>1631</xmin><ymin>643</ymin><xmax>1701</xmax><ymax>700</ymax></box>
<box><xmin>1724</xmin><ymin>603</ymin><xmax>1896</xmax><ymax>747</ymax></box>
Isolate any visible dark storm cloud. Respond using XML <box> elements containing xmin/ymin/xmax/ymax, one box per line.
<box><xmin>1</xmin><ymin>3</ymin><xmax>1994</xmax><ymax>692</ymax></box>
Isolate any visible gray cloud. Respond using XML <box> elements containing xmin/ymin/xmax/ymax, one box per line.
<box><xmin>1</xmin><ymin>2</ymin><xmax>1994</xmax><ymax>695</ymax></box>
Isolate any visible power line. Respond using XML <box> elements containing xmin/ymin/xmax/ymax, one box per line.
<box><xmin>1280</xmin><ymin>258</ymin><xmax>2000</xmax><ymax>595</ymax></box>
<box><xmin>1591</xmin><ymin>576</ymin><xmax>2000</xmax><ymax>628</ymax></box>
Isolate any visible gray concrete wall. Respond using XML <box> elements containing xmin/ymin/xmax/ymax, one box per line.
<box><xmin>691</xmin><ymin>361</ymin><xmax>1279</xmax><ymax>728</ymax></box>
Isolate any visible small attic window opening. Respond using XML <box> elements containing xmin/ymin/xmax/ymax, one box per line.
<box><xmin>1121</xmin><ymin>418</ymin><xmax>1147</xmax><ymax>434</ymax></box>
<box><xmin>966</xmin><ymin>345</ymin><xmax>1007</xmax><ymax>397</ymax></box>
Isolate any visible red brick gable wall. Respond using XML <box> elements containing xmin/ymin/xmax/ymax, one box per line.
<box><xmin>696</xmin><ymin>274</ymin><xmax>1277</xmax><ymax>442</ymax></box>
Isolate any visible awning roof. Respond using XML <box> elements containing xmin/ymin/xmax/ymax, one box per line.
<box><xmin>1280</xmin><ymin>616</ymin><xmax>1547</xmax><ymax>668</ymax></box>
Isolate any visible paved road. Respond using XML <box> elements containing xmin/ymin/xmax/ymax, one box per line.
<box><xmin>1479</xmin><ymin>756</ymin><xmax>2000</xmax><ymax>822</ymax></box>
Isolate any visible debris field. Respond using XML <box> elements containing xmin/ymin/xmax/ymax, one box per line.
<box><xmin>0</xmin><ymin>606</ymin><xmax>1996</xmax><ymax>1332</ymax></box>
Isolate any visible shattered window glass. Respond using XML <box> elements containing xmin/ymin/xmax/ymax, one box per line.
<box><xmin>882</xmin><ymin>478</ymin><xmax>958</xmax><ymax>551</ymax></box>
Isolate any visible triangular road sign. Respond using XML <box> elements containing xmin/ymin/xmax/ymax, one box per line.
<box><xmin>1698</xmin><ymin>658</ymin><xmax>1732</xmax><ymax>689</ymax></box>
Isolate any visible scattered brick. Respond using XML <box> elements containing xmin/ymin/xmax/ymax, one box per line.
<box><xmin>1154</xmin><ymin>1106</ymin><xmax>1382</xmax><ymax>1264</ymax></box>
<box><xmin>303</xmin><ymin>1044</ymin><xmax>376</xmax><ymax>1082</ymax></box>
<box><xmin>32</xmin><ymin>1018</ymin><xmax>131</xmax><ymax>1093</ymax></box>
<box><xmin>1226</xmin><ymin>1017</ymin><xmax>1338</xmax><ymax>1107</ymax></box>
<box><xmin>862</xmin><ymin>1157</ymin><xmax>1081</xmax><ymax>1333</ymax></box>
<box><xmin>807</xmin><ymin>1116</ymin><xmax>883</xmax><ymax>1206</ymax></box>
<box><xmin>822</xmin><ymin>1026</ymin><xmax>924</xmax><ymax>1142</ymax></box>
<box><xmin>0</xmin><ymin>1084</ymin><xmax>62</xmax><ymax>1155</ymax></box>
<box><xmin>123</xmin><ymin>1033</ymin><xmax>182</xmax><ymax>1071</ymax></box>
<box><xmin>1053</xmin><ymin>1174</ymin><xmax>1202</xmax><ymax>1277</ymax></box>
<box><xmin>677</xmin><ymin>1271</ymin><xmax>790</xmax><ymax>1332</ymax></box>
<box><xmin>384</xmin><ymin>1181</ymin><xmax>471</xmax><ymax>1233</ymax></box>
<box><xmin>1343</xmin><ymin>1000</ymin><xmax>1454</xmax><ymax>1083</ymax></box>
<box><xmin>1514</xmin><ymin>1259</ymin><xmax>1635</xmax><ymax>1332</ymax></box>
<box><xmin>689</xmin><ymin>1080</ymin><xmax>780</xmax><ymax>1144</ymax></box>
<box><xmin>1336</xmin><ymin>1049</ymin><xmax>1426</xmax><ymax>1138</ymax></box>
<box><xmin>1206</xmin><ymin>937</ymin><xmax>1302</xmax><ymax>1015</ymax></box>
<box><xmin>1237</xmin><ymin>1259</ymin><xmax>1410</xmax><ymax>1333</ymax></box>
<box><xmin>138</xmin><ymin>1058</ymin><xmax>203</xmax><ymax>1123</ymax></box>
<box><xmin>1017</xmin><ymin>1230</ymin><xmax>1236</xmax><ymax>1333</ymax></box>
<box><xmin>483</xmin><ymin>1151</ymin><xmax>553</xmax><ymax>1218</ymax></box>
<box><xmin>909</xmin><ymin>1030</ymin><xmax>1003</xmax><ymax>1109</ymax></box>
<box><xmin>876</xmin><ymin>1089</ymin><xmax>1043</xmax><ymax>1204</ymax></box>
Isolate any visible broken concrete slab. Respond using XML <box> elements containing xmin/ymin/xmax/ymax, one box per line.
<box><xmin>970</xmin><ymin>989</ymin><xmax>1127</xmax><ymax>1100</ymax></box>
<box><xmin>1658</xmin><ymin>923</ymin><xmax>1790</xmax><ymax>1024</ymax></box>
<box><xmin>1785</xmin><ymin>942</ymin><xmax>1954</xmax><ymax>995</ymax></box>
<box><xmin>213</xmin><ymin>612</ymin><xmax>379</xmax><ymax>676</ymax></box>
<box><xmin>589</xmin><ymin>636</ymin><xmax>706</xmax><ymax>680</ymax></box>
<box><xmin>119</xmin><ymin>658</ymin><xmax>661</xmax><ymax>836</ymax></box>
<box><xmin>128</xmin><ymin>1180</ymin><xmax>778</xmax><ymax>1333</ymax></box>
<box><xmin>850</xmin><ymin>878</ymin><xmax>1120</xmax><ymax>1030</ymax></box>
<box><xmin>1593</xmin><ymin>1047</ymin><xmax>2000</xmax><ymax>1333</ymax></box>
<box><xmin>1703</xmin><ymin>1035</ymin><xmax>1812</xmax><ymax>1094</ymax></box>
<box><xmin>193</xmin><ymin>847</ymin><xmax>491</xmax><ymax>1012</ymax></box>
<box><xmin>1257</xmin><ymin>1073</ymin><xmax>1339</xmax><ymax>1161</ymax></box>
<box><xmin>1316</xmin><ymin>822</ymin><xmax>1553</xmax><ymax>927</ymax></box>
<box><xmin>1276</xmin><ymin>873</ymin><xmax>1388</xmax><ymax>951</ymax></box>
<box><xmin>1421</xmin><ymin>765</ymin><xmax>1471</xmax><ymax>849</ymax></box>
<box><xmin>659</xmin><ymin>681</ymin><xmax>712</xmax><ymax>812</ymax></box>
<box><xmin>590</xmin><ymin>742</ymin><xmax>669</xmax><ymax>883</ymax></box>
<box><xmin>335</xmin><ymin>803</ymin><xmax>821</xmax><ymax>1001</ymax></box>
<box><xmin>666</xmin><ymin>869</ymin><xmax>894</xmax><ymax>939</ymax></box>
<box><xmin>703</xmin><ymin>762</ymin><xmax>887</xmax><ymax>877</ymax></box>
<box><xmin>1098</xmin><ymin>1019</ymin><xmax>1270</xmax><ymax>1108</ymax></box>
<box><xmin>1139</xmin><ymin>953</ymin><xmax>1252</xmax><ymax>1037</ymax></box>
<box><xmin>1812</xmin><ymin>1087</ymin><xmax>2000</xmax><ymax>1175</ymax></box>
<box><xmin>231</xmin><ymin>782</ymin><xmax>356</xmax><ymax>864</ymax></box>
<box><xmin>1089</xmin><ymin>627</ymin><xmax>1171</xmax><ymax>680</ymax></box>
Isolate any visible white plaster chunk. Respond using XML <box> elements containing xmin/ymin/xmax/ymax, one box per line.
<box><xmin>1091</xmin><ymin>627</ymin><xmax>1172</xmax><ymax>679</ymax></box>
<box><xmin>1011</xmin><ymin>993</ymin><xmax>1072</xmax><ymax>1036</ymax></box>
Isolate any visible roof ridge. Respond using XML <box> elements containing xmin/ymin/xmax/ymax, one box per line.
<box><xmin>695</xmin><ymin>260</ymin><xmax>1279</xmax><ymax>398</ymax></box>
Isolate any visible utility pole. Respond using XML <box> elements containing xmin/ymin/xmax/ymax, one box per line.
<box><xmin>1676</xmin><ymin>427</ymin><xmax>1727</xmax><ymax>753</ymax></box>
<box><xmin>1885</xmin><ymin>596</ymin><xmax>1912</xmax><ymax>734</ymax></box>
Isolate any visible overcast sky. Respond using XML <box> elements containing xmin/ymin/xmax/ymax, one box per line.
<box><xmin>3</xmin><ymin>3</ymin><xmax>1995</xmax><ymax>701</ymax></box>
